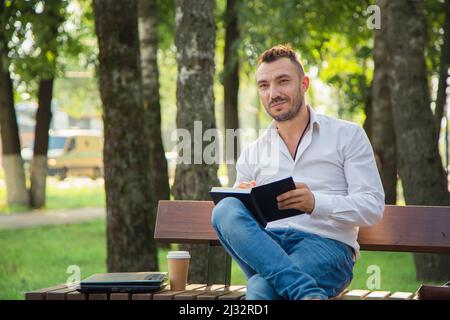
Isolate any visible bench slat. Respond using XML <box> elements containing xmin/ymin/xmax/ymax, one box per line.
<box><xmin>153</xmin><ymin>284</ymin><xmax>206</xmax><ymax>300</ymax></box>
<box><xmin>174</xmin><ymin>284</ymin><xmax>225</xmax><ymax>300</ymax></box>
<box><xmin>131</xmin><ymin>292</ymin><xmax>154</xmax><ymax>300</ymax></box>
<box><xmin>387</xmin><ymin>292</ymin><xmax>414</xmax><ymax>300</ymax></box>
<box><xmin>88</xmin><ymin>293</ymin><xmax>108</xmax><ymax>300</ymax></box>
<box><xmin>197</xmin><ymin>285</ymin><xmax>246</xmax><ymax>300</ymax></box>
<box><xmin>218</xmin><ymin>287</ymin><xmax>247</xmax><ymax>300</ymax></box>
<box><xmin>109</xmin><ymin>293</ymin><xmax>130</xmax><ymax>300</ymax></box>
<box><xmin>341</xmin><ymin>289</ymin><xmax>371</xmax><ymax>300</ymax></box>
<box><xmin>155</xmin><ymin>201</ymin><xmax>450</xmax><ymax>253</ymax></box>
<box><xmin>25</xmin><ymin>284</ymin><xmax>67</xmax><ymax>300</ymax></box>
<box><xmin>363</xmin><ymin>291</ymin><xmax>392</xmax><ymax>300</ymax></box>
<box><xmin>46</xmin><ymin>286</ymin><xmax>79</xmax><ymax>300</ymax></box>
<box><xmin>155</xmin><ymin>201</ymin><xmax>217</xmax><ymax>243</ymax></box>
<box><xmin>359</xmin><ymin>205</ymin><xmax>450</xmax><ymax>253</ymax></box>
<box><xmin>67</xmin><ymin>291</ymin><xmax>87</xmax><ymax>300</ymax></box>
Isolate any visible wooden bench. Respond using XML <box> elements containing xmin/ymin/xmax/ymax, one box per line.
<box><xmin>153</xmin><ymin>201</ymin><xmax>450</xmax><ymax>300</ymax></box>
<box><xmin>25</xmin><ymin>201</ymin><xmax>450</xmax><ymax>300</ymax></box>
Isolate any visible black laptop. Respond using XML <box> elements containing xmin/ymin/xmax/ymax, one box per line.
<box><xmin>77</xmin><ymin>272</ymin><xmax>168</xmax><ymax>293</ymax></box>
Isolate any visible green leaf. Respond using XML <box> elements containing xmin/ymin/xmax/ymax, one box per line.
<box><xmin>46</xmin><ymin>50</ymin><xmax>55</xmax><ymax>63</ymax></box>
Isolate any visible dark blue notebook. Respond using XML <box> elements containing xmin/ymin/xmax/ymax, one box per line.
<box><xmin>210</xmin><ymin>177</ymin><xmax>304</xmax><ymax>228</ymax></box>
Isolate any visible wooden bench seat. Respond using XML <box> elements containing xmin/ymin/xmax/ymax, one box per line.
<box><xmin>25</xmin><ymin>283</ymin><xmax>419</xmax><ymax>300</ymax></box>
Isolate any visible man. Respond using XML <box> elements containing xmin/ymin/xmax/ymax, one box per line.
<box><xmin>211</xmin><ymin>44</ymin><xmax>385</xmax><ymax>300</ymax></box>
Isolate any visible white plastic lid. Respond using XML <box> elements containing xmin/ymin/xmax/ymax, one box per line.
<box><xmin>167</xmin><ymin>251</ymin><xmax>191</xmax><ymax>259</ymax></box>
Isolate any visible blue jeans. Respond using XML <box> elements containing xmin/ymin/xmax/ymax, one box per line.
<box><xmin>211</xmin><ymin>197</ymin><xmax>355</xmax><ymax>300</ymax></box>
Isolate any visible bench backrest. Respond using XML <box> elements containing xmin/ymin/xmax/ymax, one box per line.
<box><xmin>154</xmin><ymin>201</ymin><xmax>450</xmax><ymax>254</ymax></box>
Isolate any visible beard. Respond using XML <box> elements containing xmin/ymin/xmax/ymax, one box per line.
<box><xmin>266</xmin><ymin>92</ymin><xmax>303</xmax><ymax>122</ymax></box>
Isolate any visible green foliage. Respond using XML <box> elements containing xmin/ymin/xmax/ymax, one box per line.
<box><xmin>1</xmin><ymin>0</ymin><xmax>94</xmax><ymax>98</ymax></box>
<box><xmin>424</xmin><ymin>0</ymin><xmax>448</xmax><ymax>77</ymax></box>
<box><xmin>156</xmin><ymin>0</ymin><xmax>175</xmax><ymax>51</ymax></box>
<box><xmin>237</xmin><ymin>0</ymin><xmax>372</xmax><ymax>70</ymax></box>
<box><xmin>234</xmin><ymin>0</ymin><xmax>373</xmax><ymax>121</ymax></box>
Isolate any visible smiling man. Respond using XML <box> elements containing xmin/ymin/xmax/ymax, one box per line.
<box><xmin>211</xmin><ymin>44</ymin><xmax>385</xmax><ymax>300</ymax></box>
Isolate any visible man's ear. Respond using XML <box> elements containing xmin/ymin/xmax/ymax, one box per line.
<box><xmin>301</xmin><ymin>75</ymin><xmax>310</xmax><ymax>92</ymax></box>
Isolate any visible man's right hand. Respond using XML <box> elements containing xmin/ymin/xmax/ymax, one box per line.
<box><xmin>236</xmin><ymin>180</ymin><xmax>256</xmax><ymax>189</ymax></box>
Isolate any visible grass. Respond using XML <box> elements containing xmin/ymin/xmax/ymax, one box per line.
<box><xmin>0</xmin><ymin>219</ymin><xmax>107</xmax><ymax>299</ymax></box>
<box><xmin>44</xmin><ymin>180</ymin><xmax>105</xmax><ymax>210</ymax></box>
<box><xmin>0</xmin><ymin>219</ymin><xmax>424</xmax><ymax>300</ymax></box>
<box><xmin>0</xmin><ymin>176</ymin><xmax>105</xmax><ymax>214</ymax></box>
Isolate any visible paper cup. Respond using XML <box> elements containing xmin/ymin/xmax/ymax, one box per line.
<box><xmin>167</xmin><ymin>251</ymin><xmax>190</xmax><ymax>291</ymax></box>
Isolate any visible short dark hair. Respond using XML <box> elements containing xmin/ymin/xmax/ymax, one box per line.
<box><xmin>258</xmin><ymin>44</ymin><xmax>305</xmax><ymax>77</ymax></box>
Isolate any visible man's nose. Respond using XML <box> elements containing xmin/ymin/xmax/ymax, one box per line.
<box><xmin>269</xmin><ymin>84</ymin><xmax>281</xmax><ymax>100</ymax></box>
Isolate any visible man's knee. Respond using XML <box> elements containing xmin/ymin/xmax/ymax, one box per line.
<box><xmin>246</xmin><ymin>274</ymin><xmax>281</xmax><ymax>300</ymax></box>
<box><xmin>211</xmin><ymin>197</ymin><xmax>245</xmax><ymax>230</ymax></box>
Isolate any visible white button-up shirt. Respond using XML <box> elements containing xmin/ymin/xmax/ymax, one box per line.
<box><xmin>233</xmin><ymin>106</ymin><xmax>385</xmax><ymax>259</ymax></box>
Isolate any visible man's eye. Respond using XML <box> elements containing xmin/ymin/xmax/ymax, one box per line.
<box><xmin>259</xmin><ymin>84</ymin><xmax>268</xmax><ymax>89</ymax></box>
<box><xmin>280</xmin><ymin>79</ymin><xmax>289</xmax><ymax>84</ymax></box>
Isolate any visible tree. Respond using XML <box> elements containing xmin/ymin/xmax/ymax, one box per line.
<box><xmin>434</xmin><ymin>0</ymin><xmax>450</xmax><ymax>140</ymax></box>
<box><xmin>93</xmin><ymin>0</ymin><xmax>159</xmax><ymax>272</ymax></box>
<box><xmin>0</xmin><ymin>0</ymin><xmax>29</xmax><ymax>207</ymax></box>
<box><xmin>371</xmin><ymin>0</ymin><xmax>397</xmax><ymax>205</ymax></box>
<box><xmin>223</xmin><ymin>0</ymin><xmax>240</xmax><ymax>187</ymax></box>
<box><xmin>30</xmin><ymin>78</ymin><xmax>53</xmax><ymax>208</ymax></box>
<box><xmin>172</xmin><ymin>0</ymin><xmax>228</xmax><ymax>283</ymax></box>
<box><xmin>386</xmin><ymin>0</ymin><xmax>450</xmax><ymax>281</ymax></box>
<box><xmin>30</xmin><ymin>1</ymin><xmax>66</xmax><ymax>208</ymax></box>
<box><xmin>138</xmin><ymin>0</ymin><xmax>171</xmax><ymax>209</ymax></box>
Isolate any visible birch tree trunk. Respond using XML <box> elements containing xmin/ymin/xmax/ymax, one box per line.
<box><xmin>434</xmin><ymin>0</ymin><xmax>450</xmax><ymax>139</ymax></box>
<box><xmin>0</xmin><ymin>34</ymin><xmax>29</xmax><ymax>207</ymax></box>
<box><xmin>173</xmin><ymin>0</ymin><xmax>228</xmax><ymax>284</ymax></box>
<box><xmin>138</xmin><ymin>0</ymin><xmax>170</xmax><ymax>206</ymax></box>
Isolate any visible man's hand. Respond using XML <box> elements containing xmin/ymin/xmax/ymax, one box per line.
<box><xmin>277</xmin><ymin>182</ymin><xmax>315</xmax><ymax>214</ymax></box>
<box><xmin>236</xmin><ymin>180</ymin><xmax>256</xmax><ymax>189</ymax></box>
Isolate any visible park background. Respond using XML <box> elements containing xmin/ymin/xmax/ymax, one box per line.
<box><xmin>1</xmin><ymin>0</ymin><xmax>449</xmax><ymax>299</ymax></box>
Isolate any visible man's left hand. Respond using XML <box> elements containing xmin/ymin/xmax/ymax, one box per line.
<box><xmin>277</xmin><ymin>182</ymin><xmax>315</xmax><ymax>214</ymax></box>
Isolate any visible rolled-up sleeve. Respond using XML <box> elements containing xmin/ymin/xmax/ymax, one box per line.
<box><xmin>310</xmin><ymin>126</ymin><xmax>385</xmax><ymax>227</ymax></box>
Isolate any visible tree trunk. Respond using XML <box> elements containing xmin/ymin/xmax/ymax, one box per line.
<box><xmin>0</xmin><ymin>43</ymin><xmax>29</xmax><ymax>207</ymax></box>
<box><xmin>30</xmin><ymin>78</ymin><xmax>53</xmax><ymax>208</ymax></box>
<box><xmin>363</xmin><ymin>83</ymin><xmax>372</xmax><ymax>141</ymax></box>
<box><xmin>94</xmin><ymin>0</ymin><xmax>159</xmax><ymax>272</ymax></box>
<box><xmin>386</xmin><ymin>0</ymin><xmax>450</xmax><ymax>281</ymax></box>
<box><xmin>371</xmin><ymin>0</ymin><xmax>397</xmax><ymax>205</ymax></box>
<box><xmin>173</xmin><ymin>0</ymin><xmax>228</xmax><ymax>284</ymax></box>
<box><xmin>138</xmin><ymin>0</ymin><xmax>170</xmax><ymax>206</ymax></box>
<box><xmin>434</xmin><ymin>0</ymin><xmax>450</xmax><ymax>140</ymax></box>
<box><xmin>223</xmin><ymin>0</ymin><xmax>240</xmax><ymax>187</ymax></box>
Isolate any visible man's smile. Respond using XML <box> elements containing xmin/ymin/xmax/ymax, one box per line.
<box><xmin>270</xmin><ymin>99</ymin><xmax>289</xmax><ymax>108</ymax></box>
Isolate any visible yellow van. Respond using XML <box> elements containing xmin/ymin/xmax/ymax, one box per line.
<box><xmin>47</xmin><ymin>130</ymin><xmax>103</xmax><ymax>180</ymax></box>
